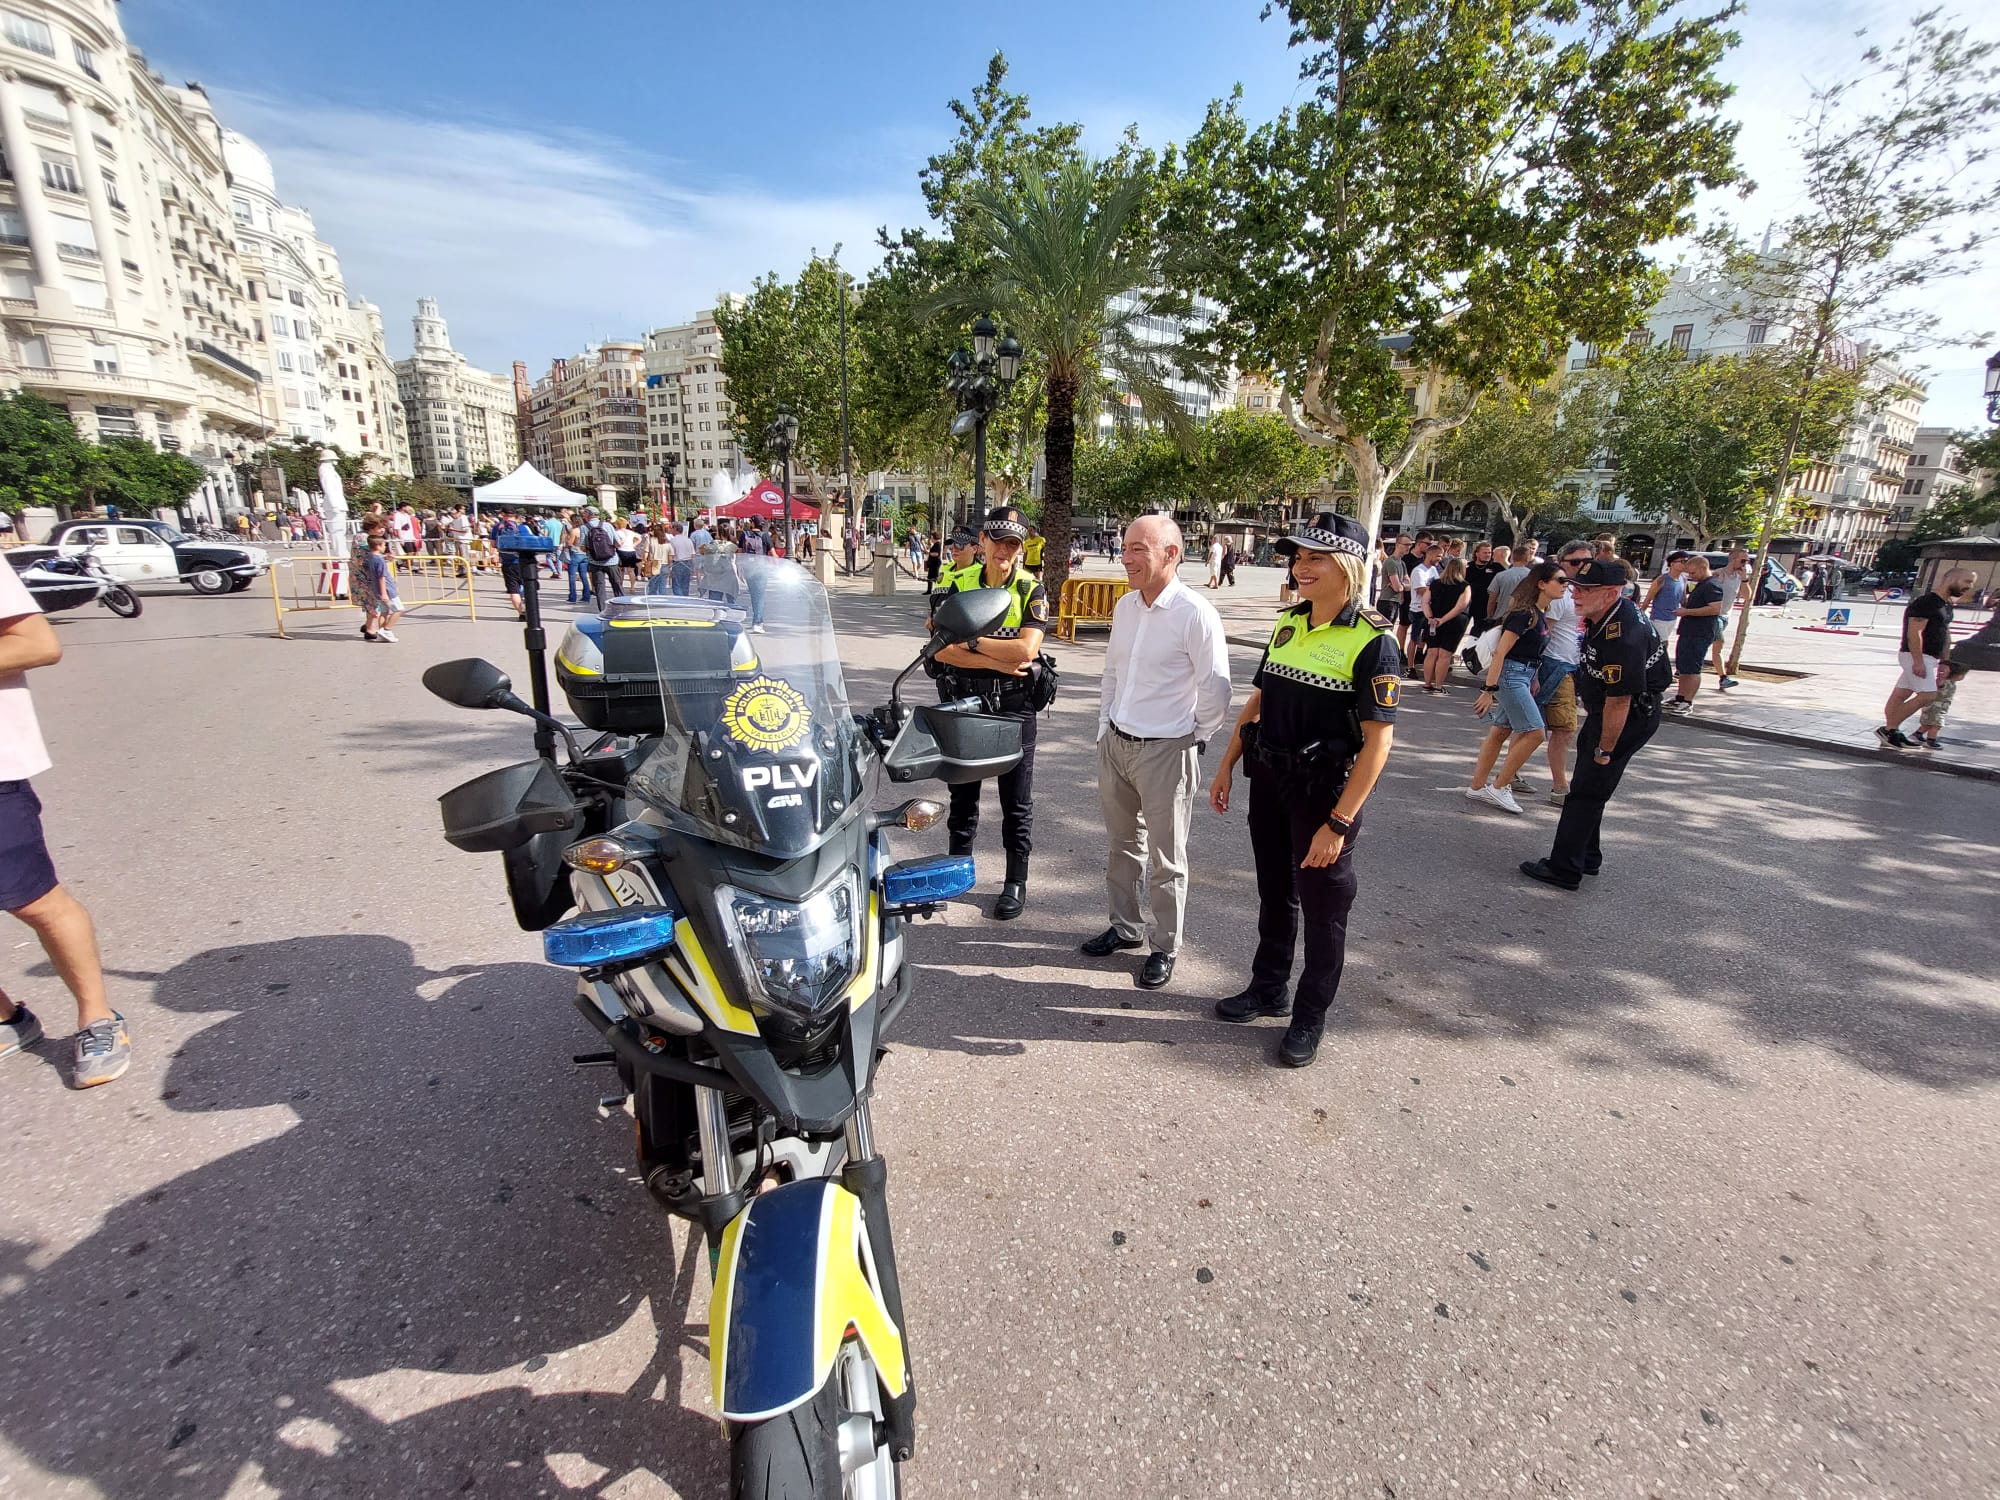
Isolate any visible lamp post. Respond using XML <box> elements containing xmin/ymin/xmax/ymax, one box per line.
<box><xmin>659</xmin><ymin>453</ymin><xmax>680</xmax><ymax>525</ymax></box>
<box><xmin>764</xmin><ymin>408</ymin><xmax>800</xmax><ymax>555</ymax></box>
<box><xmin>1985</xmin><ymin>349</ymin><xmax>2000</xmax><ymax>424</ymax></box>
<box><xmin>946</xmin><ymin>315</ymin><xmax>1023</xmax><ymax>531</ymax></box>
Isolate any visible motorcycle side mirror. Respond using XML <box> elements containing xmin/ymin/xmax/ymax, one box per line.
<box><xmin>929</xmin><ymin>586</ymin><xmax>1011</xmax><ymax>646</ymax></box>
<box><xmin>423</xmin><ymin>658</ymin><xmax>518</xmax><ymax>711</ymax></box>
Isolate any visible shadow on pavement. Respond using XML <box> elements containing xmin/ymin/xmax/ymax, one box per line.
<box><xmin>0</xmin><ymin>935</ymin><xmax>724</xmax><ymax>1498</ymax></box>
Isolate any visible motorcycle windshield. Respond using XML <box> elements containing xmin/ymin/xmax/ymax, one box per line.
<box><xmin>623</xmin><ymin>556</ymin><xmax>867</xmax><ymax>859</ymax></box>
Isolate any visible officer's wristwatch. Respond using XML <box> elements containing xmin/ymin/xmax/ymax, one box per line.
<box><xmin>1325</xmin><ymin>812</ymin><xmax>1355</xmax><ymax>838</ymax></box>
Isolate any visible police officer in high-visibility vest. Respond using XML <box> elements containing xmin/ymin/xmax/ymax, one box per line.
<box><xmin>929</xmin><ymin>504</ymin><xmax>1052</xmax><ymax>921</ymax></box>
<box><xmin>1206</xmin><ymin>512</ymin><xmax>1400</xmax><ymax>1068</ymax></box>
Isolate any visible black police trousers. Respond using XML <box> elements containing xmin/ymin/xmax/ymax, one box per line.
<box><xmin>948</xmin><ymin>706</ymin><xmax>1038</xmax><ymax>884</ymax></box>
<box><xmin>1244</xmin><ymin>771</ymin><xmax>1358</xmax><ymax>1027</ymax></box>
<box><xmin>1547</xmin><ymin>695</ymin><xmax>1662</xmax><ymax>879</ymax></box>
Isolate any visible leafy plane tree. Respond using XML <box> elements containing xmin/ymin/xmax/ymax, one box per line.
<box><xmin>1163</xmin><ymin>0</ymin><xmax>1743</xmax><ymax>544</ymax></box>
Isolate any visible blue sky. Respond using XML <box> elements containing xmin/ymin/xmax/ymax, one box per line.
<box><xmin>127</xmin><ymin>0</ymin><xmax>1999</xmax><ymax>427</ymax></box>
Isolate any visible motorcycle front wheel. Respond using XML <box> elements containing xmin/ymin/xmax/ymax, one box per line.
<box><xmin>730</xmin><ymin>1343</ymin><xmax>899</xmax><ymax>1500</ymax></box>
<box><xmin>102</xmin><ymin>586</ymin><xmax>142</xmax><ymax>619</ymax></box>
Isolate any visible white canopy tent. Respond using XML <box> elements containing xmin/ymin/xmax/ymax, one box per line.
<box><xmin>471</xmin><ymin>463</ymin><xmax>591</xmax><ymax>522</ymax></box>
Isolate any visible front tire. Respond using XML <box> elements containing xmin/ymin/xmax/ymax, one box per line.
<box><xmin>102</xmin><ymin>585</ymin><xmax>142</xmax><ymax>618</ymax></box>
<box><xmin>189</xmin><ymin>567</ymin><xmax>231</xmax><ymax>595</ymax></box>
<box><xmin>730</xmin><ymin>1345</ymin><xmax>900</xmax><ymax>1500</ymax></box>
<box><xmin>227</xmin><ymin>574</ymin><xmax>255</xmax><ymax>592</ymax></box>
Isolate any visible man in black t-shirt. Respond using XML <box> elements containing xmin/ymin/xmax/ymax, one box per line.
<box><xmin>1878</xmin><ymin>569</ymin><xmax>1975</xmax><ymax>748</ymax></box>
<box><xmin>1522</xmin><ymin>559</ymin><xmax>1665</xmax><ymax>890</ymax></box>
<box><xmin>1666</xmin><ymin>554</ymin><xmax>1725</xmax><ymax>713</ymax></box>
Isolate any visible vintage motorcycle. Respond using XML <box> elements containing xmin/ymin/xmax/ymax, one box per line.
<box><xmin>424</xmin><ymin>548</ymin><xmax>1020</xmax><ymax>1497</ymax></box>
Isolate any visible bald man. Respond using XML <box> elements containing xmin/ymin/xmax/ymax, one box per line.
<box><xmin>1083</xmin><ymin>515</ymin><xmax>1235</xmax><ymax>990</ymax></box>
<box><xmin>1880</xmin><ymin>568</ymin><xmax>1977</xmax><ymax>748</ymax></box>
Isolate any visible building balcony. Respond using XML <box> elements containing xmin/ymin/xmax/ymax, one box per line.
<box><xmin>190</xmin><ymin>340</ymin><xmax>263</xmax><ymax>384</ymax></box>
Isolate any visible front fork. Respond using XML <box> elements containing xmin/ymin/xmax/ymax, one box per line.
<box><xmin>693</xmin><ymin>1090</ymin><xmax>917</xmax><ymax>1461</ymax></box>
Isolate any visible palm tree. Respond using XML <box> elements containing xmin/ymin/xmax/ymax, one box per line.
<box><xmin>953</xmin><ymin>157</ymin><xmax>1189</xmax><ymax>595</ymax></box>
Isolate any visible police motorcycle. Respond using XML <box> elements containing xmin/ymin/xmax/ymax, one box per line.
<box><xmin>422</xmin><ymin>541</ymin><xmax>1021</xmax><ymax>1497</ymax></box>
<box><xmin>5</xmin><ymin>544</ymin><xmax>142</xmax><ymax>618</ymax></box>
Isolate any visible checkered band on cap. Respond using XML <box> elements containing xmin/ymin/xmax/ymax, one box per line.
<box><xmin>1280</xmin><ymin>510</ymin><xmax>1370</xmax><ymax>559</ymax></box>
<box><xmin>982</xmin><ymin>517</ymin><xmax>1029</xmax><ymax>541</ymax></box>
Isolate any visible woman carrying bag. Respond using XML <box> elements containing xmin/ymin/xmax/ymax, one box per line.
<box><xmin>1464</xmin><ymin>562</ymin><xmax>1566</xmax><ymax>815</ymax></box>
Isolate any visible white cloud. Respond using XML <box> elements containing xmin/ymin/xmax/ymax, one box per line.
<box><xmin>213</xmin><ymin>93</ymin><xmax>920</xmax><ymax>374</ymax></box>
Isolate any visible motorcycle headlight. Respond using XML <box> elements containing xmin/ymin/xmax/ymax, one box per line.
<box><xmin>718</xmin><ymin>872</ymin><xmax>859</xmax><ymax>1022</ymax></box>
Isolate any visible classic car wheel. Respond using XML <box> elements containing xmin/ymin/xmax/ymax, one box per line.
<box><xmin>190</xmin><ymin>566</ymin><xmax>231</xmax><ymax>595</ymax></box>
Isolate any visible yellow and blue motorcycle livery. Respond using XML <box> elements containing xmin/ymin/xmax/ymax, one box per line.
<box><xmin>425</xmin><ymin>551</ymin><xmax>1021</xmax><ymax>1498</ymax></box>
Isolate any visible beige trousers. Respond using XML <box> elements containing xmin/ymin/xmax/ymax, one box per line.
<box><xmin>1098</xmin><ymin>731</ymin><xmax>1201</xmax><ymax>957</ymax></box>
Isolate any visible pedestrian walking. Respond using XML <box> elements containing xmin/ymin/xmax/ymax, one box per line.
<box><xmin>614</xmin><ymin>516</ymin><xmax>640</xmax><ymax>594</ymax></box>
<box><xmin>1372</xmin><ymin>536</ymin><xmax>1405</xmax><ymax>629</ymax></box>
<box><xmin>1521</xmin><ymin>558</ymin><xmax>1670</xmax><ymax>889</ymax></box>
<box><xmin>1220</xmin><ymin>540</ymin><xmax>1238</xmax><ymax>588</ymax></box>
<box><xmin>1878</xmin><ymin>568</ymin><xmax>1976</xmax><ymax>748</ymax></box>
<box><xmin>1023</xmin><ymin>524</ymin><xmax>1046</xmax><ymax>578</ymax></box>
<box><xmin>667</xmin><ymin>522</ymin><xmax>696</xmax><ymax>597</ymax></box>
<box><xmin>1536</xmin><ymin>540</ymin><xmax>1592</xmax><ymax>804</ymax></box>
<box><xmin>844</xmin><ymin>523</ymin><xmax>860</xmax><ymax>575</ymax></box>
<box><xmin>581</xmin><ymin>509</ymin><xmax>621</xmax><ymax>612</ymax></box>
<box><xmin>739</xmin><ymin>521</ymin><xmax>770</xmax><ymax>631</ymax></box>
<box><xmin>928</xmin><ymin>505</ymin><xmax>1052</xmax><ymax>921</ymax></box>
<box><xmin>1708</xmin><ymin>547</ymin><xmax>1751</xmax><ymax>688</ymax></box>
<box><xmin>1419</xmin><ymin>558</ymin><xmax>1473</xmax><ymax>692</ymax></box>
<box><xmin>1206</xmin><ymin>512</ymin><xmax>1400</xmax><ymax>1068</ymax></box>
<box><xmin>1911</xmin><ymin>661</ymin><xmax>1966</xmax><ymax>748</ymax></box>
<box><xmin>1666</xmin><ymin>554</ymin><xmax>1725</xmax><ymax>713</ymax></box>
<box><xmin>361</xmin><ymin>534</ymin><xmax>403</xmax><ymax>641</ymax></box>
<box><xmin>1466</xmin><ymin>563</ymin><xmax>1566</xmax><ymax>814</ymax></box>
<box><xmin>1404</xmin><ymin>534</ymin><xmax>1442</xmax><ymax>678</ymax></box>
<box><xmin>699</xmin><ymin>522</ymin><xmax>742</xmax><ymax>606</ymax></box>
<box><xmin>1080</xmin><ymin>516</ymin><xmax>1233</xmax><ymax>991</ymax></box>
<box><xmin>491</xmin><ymin>510</ymin><xmax>528</xmax><ymax>619</ymax></box>
<box><xmin>925</xmin><ymin>532</ymin><xmax>944</xmax><ymax>590</ymax></box>
<box><xmin>1206</xmin><ymin>535</ymin><xmax>1225</xmax><ymax>589</ymax></box>
<box><xmin>1645</xmin><ymin>551</ymin><xmax>1690</xmax><ymax>628</ymax></box>
<box><xmin>0</xmin><ymin>561</ymin><xmax>128</xmax><ymax>1087</ymax></box>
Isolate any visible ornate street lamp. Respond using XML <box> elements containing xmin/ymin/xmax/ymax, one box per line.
<box><xmin>764</xmin><ymin>408</ymin><xmax>800</xmax><ymax>555</ymax></box>
<box><xmin>659</xmin><ymin>452</ymin><xmax>680</xmax><ymax>523</ymax></box>
<box><xmin>946</xmin><ymin>319</ymin><xmax>1025</xmax><ymax>531</ymax></box>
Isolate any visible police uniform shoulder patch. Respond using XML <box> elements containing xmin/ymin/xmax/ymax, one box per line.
<box><xmin>1372</xmin><ymin>674</ymin><xmax>1400</xmax><ymax>708</ymax></box>
<box><xmin>1604</xmin><ymin>620</ymin><xmax>1621</xmax><ymax>639</ymax></box>
<box><xmin>1273</xmin><ymin>624</ymin><xmax>1297</xmax><ymax>649</ymax></box>
<box><xmin>1358</xmin><ymin>607</ymin><xmax>1392</xmax><ymax>631</ymax></box>
<box><xmin>1602</xmin><ymin>664</ymin><xmax>1622</xmax><ymax>684</ymax></box>
<box><xmin>1028</xmin><ymin>594</ymin><xmax>1049</xmax><ymax>623</ymax></box>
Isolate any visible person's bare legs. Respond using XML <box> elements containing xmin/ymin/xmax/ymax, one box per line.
<box><xmin>1679</xmin><ymin>672</ymin><xmax>1703</xmax><ymax>706</ymax></box>
<box><xmin>1544</xmin><ymin>727</ymin><xmax>1573</xmax><ymax>795</ymax></box>
<box><xmin>1493</xmin><ymin>730</ymin><xmax>1546</xmax><ymax>789</ymax></box>
<box><xmin>4</xmin><ymin>885</ymin><xmax>112</xmax><ymax>1029</ymax></box>
<box><xmin>1424</xmin><ymin>645</ymin><xmax>1451</xmax><ymax>689</ymax></box>
<box><xmin>1470</xmin><ymin>726</ymin><xmax>1511</xmax><ymax>788</ymax></box>
<box><xmin>1886</xmin><ymin>689</ymin><xmax>1938</xmax><ymax>732</ymax></box>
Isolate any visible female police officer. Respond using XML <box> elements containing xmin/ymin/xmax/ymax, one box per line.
<box><xmin>1206</xmin><ymin>512</ymin><xmax>1400</xmax><ymax>1067</ymax></box>
<box><xmin>928</xmin><ymin>504</ymin><xmax>1052</xmax><ymax>920</ymax></box>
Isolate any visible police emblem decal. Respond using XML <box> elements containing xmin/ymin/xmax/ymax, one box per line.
<box><xmin>1274</xmin><ymin>626</ymin><xmax>1297</xmax><ymax>648</ymax></box>
<box><xmin>721</xmin><ymin>676</ymin><xmax>812</xmax><ymax>753</ymax></box>
<box><xmin>1372</xmin><ymin>675</ymin><xmax>1400</xmax><ymax>707</ymax></box>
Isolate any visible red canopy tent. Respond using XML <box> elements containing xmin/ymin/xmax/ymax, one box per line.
<box><xmin>717</xmin><ymin>481</ymin><xmax>820</xmax><ymax>521</ymax></box>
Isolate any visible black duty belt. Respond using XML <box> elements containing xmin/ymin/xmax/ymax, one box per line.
<box><xmin>1247</xmin><ymin>736</ymin><xmax>1343</xmax><ymax>778</ymax></box>
<box><xmin>1111</xmin><ymin>724</ymin><xmax>1181</xmax><ymax>743</ymax></box>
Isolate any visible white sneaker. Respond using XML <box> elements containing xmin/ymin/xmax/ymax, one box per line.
<box><xmin>376</xmin><ymin>628</ymin><xmax>398</xmax><ymax>642</ymax></box>
<box><xmin>1474</xmin><ymin>783</ymin><xmax>1523</xmax><ymax>814</ymax></box>
<box><xmin>1465</xmin><ymin>785</ymin><xmax>1488</xmax><ymax>802</ymax></box>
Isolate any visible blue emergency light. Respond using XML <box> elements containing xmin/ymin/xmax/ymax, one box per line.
<box><xmin>496</xmin><ymin>533</ymin><xmax>556</xmax><ymax>552</ymax></box>
<box><xmin>542</xmin><ymin>905</ymin><xmax>680</xmax><ymax>967</ymax></box>
<box><xmin>882</xmin><ymin>855</ymin><xmax>977</xmax><ymax>907</ymax></box>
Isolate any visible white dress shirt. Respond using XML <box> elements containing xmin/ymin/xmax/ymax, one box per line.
<box><xmin>1098</xmin><ymin>577</ymin><xmax>1234</xmax><ymax>742</ymax></box>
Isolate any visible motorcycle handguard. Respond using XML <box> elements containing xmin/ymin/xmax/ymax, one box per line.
<box><xmin>709</xmin><ymin>1178</ymin><xmax>907</xmax><ymax>1423</ymax></box>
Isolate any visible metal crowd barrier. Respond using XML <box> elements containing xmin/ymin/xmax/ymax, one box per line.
<box><xmin>269</xmin><ymin>550</ymin><xmax>477</xmax><ymax>637</ymax></box>
<box><xmin>1055</xmin><ymin>576</ymin><xmax>1131</xmax><ymax>640</ymax></box>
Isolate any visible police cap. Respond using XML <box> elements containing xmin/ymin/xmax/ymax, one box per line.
<box><xmin>947</xmin><ymin>528</ymin><xmax>979</xmax><ymax>547</ymax></box>
<box><xmin>1275</xmin><ymin>511</ymin><xmax>1369</xmax><ymax>560</ymax></box>
<box><xmin>981</xmin><ymin>504</ymin><xmax>1030</xmax><ymax>541</ymax></box>
<box><xmin>1571</xmin><ymin>558</ymin><xmax>1631</xmax><ymax>589</ymax></box>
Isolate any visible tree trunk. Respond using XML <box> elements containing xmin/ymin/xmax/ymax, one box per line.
<box><xmin>1041</xmin><ymin>371</ymin><xmax>1078</xmax><ymax>600</ymax></box>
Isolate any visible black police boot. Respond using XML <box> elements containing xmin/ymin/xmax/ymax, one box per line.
<box><xmin>1278</xmin><ymin>1018</ymin><xmax>1324</xmax><ymax>1068</ymax></box>
<box><xmin>1518</xmin><ymin>858</ymin><xmax>1582</xmax><ymax>892</ymax></box>
<box><xmin>1215</xmin><ymin>988</ymin><xmax>1291</xmax><ymax>1022</ymax></box>
<box><xmin>992</xmin><ymin>882</ymin><xmax>1026</xmax><ymax>921</ymax></box>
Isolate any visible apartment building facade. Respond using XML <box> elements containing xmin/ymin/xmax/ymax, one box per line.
<box><xmin>393</xmin><ymin>297</ymin><xmax>519</xmax><ymax>490</ymax></box>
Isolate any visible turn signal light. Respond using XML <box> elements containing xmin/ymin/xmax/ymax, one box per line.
<box><xmin>900</xmin><ymin>800</ymin><xmax>947</xmax><ymax>832</ymax></box>
<box><xmin>564</xmin><ymin>837</ymin><xmax>638</xmax><ymax>874</ymax></box>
